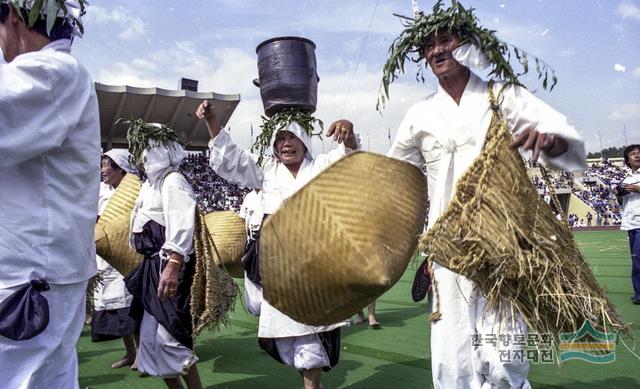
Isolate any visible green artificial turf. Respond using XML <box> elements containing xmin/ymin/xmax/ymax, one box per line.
<box><xmin>78</xmin><ymin>230</ymin><xmax>639</xmax><ymax>388</ymax></box>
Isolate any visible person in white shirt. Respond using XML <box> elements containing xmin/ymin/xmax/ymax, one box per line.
<box><xmin>196</xmin><ymin>99</ymin><xmax>359</xmax><ymax>389</ymax></box>
<box><xmin>0</xmin><ymin>1</ymin><xmax>99</xmax><ymax>388</ymax></box>
<box><xmin>615</xmin><ymin>144</ymin><xmax>640</xmax><ymax>304</ymax></box>
<box><xmin>91</xmin><ymin>149</ymin><xmax>138</xmax><ymax>369</ymax></box>
<box><xmin>123</xmin><ymin>121</ymin><xmax>202</xmax><ymax>389</ymax></box>
<box><xmin>383</xmin><ymin>3</ymin><xmax>585</xmax><ymax>388</ymax></box>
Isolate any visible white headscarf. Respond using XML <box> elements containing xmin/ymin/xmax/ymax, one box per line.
<box><xmin>142</xmin><ymin>140</ymin><xmax>187</xmax><ymax>184</ymax></box>
<box><xmin>453</xmin><ymin>42</ymin><xmax>490</xmax><ymax>72</ymax></box>
<box><xmin>103</xmin><ymin>148</ymin><xmax>133</xmax><ymax>173</ymax></box>
<box><xmin>270</xmin><ymin>121</ymin><xmax>314</xmax><ymax>161</ymax></box>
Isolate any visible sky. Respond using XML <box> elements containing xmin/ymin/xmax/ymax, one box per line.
<box><xmin>72</xmin><ymin>0</ymin><xmax>640</xmax><ymax>155</ymax></box>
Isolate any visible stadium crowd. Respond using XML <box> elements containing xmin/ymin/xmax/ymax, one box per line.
<box><xmin>179</xmin><ymin>153</ymin><xmax>249</xmax><ymax>213</ymax></box>
<box><xmin>173</xmin><ymin>154</ymin><xmax>629</xmax><ymax>227</ymax></box>
<box><xmin>530</xmin><ymin>159</ymin><xmax>626</xmax><ymax>227</ymax></box>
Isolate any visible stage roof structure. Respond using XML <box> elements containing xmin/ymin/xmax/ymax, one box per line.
<box><xmin>96</xmin><ymin>82</ymin><xmax>240</xmax><ymax>151</ymax></box>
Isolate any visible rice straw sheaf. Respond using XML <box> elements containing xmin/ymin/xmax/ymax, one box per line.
<box><xmin>420</xmin><ymin>84</ymin><xmax>628</xmax><ymax>343</ymax></box>
<box><xmin>190</xmin><ymin>210</ymin><xmax>238</xmax><ymax>336</ymax></box>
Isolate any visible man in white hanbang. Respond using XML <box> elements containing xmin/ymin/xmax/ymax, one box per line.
<box><xmin>0</xmin><ymin>0</ymin><xmax>99</xmax><ymax>388</ymax></box>
<box><xmin>91</xmin><ymin>149</ymin><xmax>139</xmax><ymax>369</ymax></box>
<box><xmin>196</xmin><ymin>99</ymin><xmax>360</xmax><ymax>389</ymax></box>
<box><xmin>382</xmin><ymin>2</ymin><xmax>585</xmax><ymax>389</ymax></box>
<box><xmin>123</xmin><ymin>121</ymin><xmax>203</xmax><ymax>389</ymax></box>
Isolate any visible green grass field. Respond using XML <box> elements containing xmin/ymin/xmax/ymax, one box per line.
<box><xmin>78</xmin><ymin>230</ymin><xmax>640</xmax><ymax>388</ymax></box>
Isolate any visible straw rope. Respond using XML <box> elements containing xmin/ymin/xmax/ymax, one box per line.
<box><xmin>261</xmin><ymin>152</ymin><xmax>428</xmax><ymax>326</ymax></box>
<box><xmin>420</xmin><ymin>82</ymin><xmax>628</xmax><ymax>341</ymax></box>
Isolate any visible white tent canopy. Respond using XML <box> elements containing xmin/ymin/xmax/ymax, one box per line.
<box><xmin>96</xmin><ymin>83</ymin><xmax>240</xmax><ymax>151</ymax></box>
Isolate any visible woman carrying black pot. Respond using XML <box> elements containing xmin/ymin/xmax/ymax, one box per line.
<box><xmin>196</xmin><ymin>36</ymin><xmax>361</xmax><ymax>389</ymax></box>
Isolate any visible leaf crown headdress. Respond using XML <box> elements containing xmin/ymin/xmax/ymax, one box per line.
<box><xmin>252</xmin><ymin>109</ymin><xmax>323</xmax><ymax>166</ymax></box>
<box><xmin>124</xmin><ymin>118</ymin><xmax>183</xmax><ymax>170</ymax></box>
<box><xmin>378</xmin><ymin>0</ymin><xmax>557</xmax><ymax>109</ymax></box>
<box><xmin>1</xmin><ymin>0</ymin><xmax>87</xmax><ymax>36</ymax></box>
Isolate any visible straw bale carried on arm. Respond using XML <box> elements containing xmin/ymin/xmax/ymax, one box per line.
<box><xmin>420</xmin><ymin>83</ymin><xmax>628</xmax><ymax>339</ymax></box>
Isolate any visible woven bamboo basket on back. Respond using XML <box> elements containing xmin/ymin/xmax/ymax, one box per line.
<box><xmin>95</xmin><ymin>174</ymin><xmax>143</xmax><ymax>276</ymax></box>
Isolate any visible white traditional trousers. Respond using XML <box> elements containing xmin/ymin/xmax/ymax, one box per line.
<box><xmin>431</xmin><ymin>264</ymin><xmax>530</xmax><ymax>389</ymax></box>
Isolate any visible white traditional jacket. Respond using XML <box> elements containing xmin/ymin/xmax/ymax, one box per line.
<box><xmin>0</xmin><ymin>39</ymin><xmax>100</xmax><ymax>288</ymax></box>
<box><xmin>130</xmin><ymin>172</ymin><xmax>197</xmax><ymax>261</ymax></box>
<box><xmin>620</xmin><ymin>168</ymin><xmax>640</xmax><ymax>231</ymax></box>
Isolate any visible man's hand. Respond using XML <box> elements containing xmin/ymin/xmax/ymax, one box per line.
<box><xmin>511</xmin><ymin>127</ymin><xmax>568</xmax><ymax>162</ymax></box>
<box><xmin>327</xmin><ymin>119</ymin><xmax>358</xmax><ymax>150</ymax></box>
<box><xmin>625</xmin><ymin>184</ymin><xmax>640</xmax><ymax>193</ymax></box>
<box><xmin>157</xmin><ymin>254</ymin><xmax>182</xmax><ymax>299</ymax></box>
<box><xmin>196</xmin><ymin>100</ymin><xmax>222</xmax><ymax>139</ymax></box>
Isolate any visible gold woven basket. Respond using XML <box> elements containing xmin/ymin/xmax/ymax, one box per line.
<box><xmin>420</xmin><ymin>84</ymin><xmax>627</xmax><ymax>338</ymax></box>
<box><xmin>95</xmin><ymin>174</ymin><xmax>143</xmax><ymax>276</ymax></box>
<box><xmin>95</xmin><ymin>175</ymin><xmax>246</xmax><ymax>278</ymax></box>
<box><xmin>203</xmin><ymin>211</ymin><xmax>246</xmax><ymax>278</ymax></box>
<box><xmin>260</xmin><ymin>151</ymin><xmax>428</xmax><ymax>326</ymax></box>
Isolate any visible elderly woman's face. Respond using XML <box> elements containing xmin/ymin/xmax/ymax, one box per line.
<box><xmin>275</xmin><ymin>131</ymin><xmax>306</xmax><ymax>167</ymax></box>
<box><xmin>101</xmin><ymin>157</ymin><xmax>125</xmax><ymax>187</ymax></box>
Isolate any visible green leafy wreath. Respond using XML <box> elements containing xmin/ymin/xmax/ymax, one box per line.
<box><xmin>252</xmin><ymin>109</ymin><xmax>323</xmax><ymax>166</ymax></box>
<box><xmin>378</xmin><ymin>0</ymin><xmax>557</xmax><ymax>110</ymax></box>
<box><xmin>1</xmin><ymin>0</ymin><xmax>88</xmax><ymax>35</ymax></box>
<box><xmin>123</xmin><ymin>118</ymin><xmax>183</xmax><ymax>171</ymax></box>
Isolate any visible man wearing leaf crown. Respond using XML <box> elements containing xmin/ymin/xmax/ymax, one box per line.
<box><xmin>383</xmin><ymin>1</ymin><xmax>585</xmax><ymax>388</ymax></box>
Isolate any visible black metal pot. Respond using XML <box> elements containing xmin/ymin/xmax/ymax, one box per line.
<box><xmin>255</xmin><ymin>36</ymin><xmax>318</xmax><ymax>117</ymax></box>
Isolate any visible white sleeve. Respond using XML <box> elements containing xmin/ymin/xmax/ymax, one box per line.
<box><xmin>0</xmin><ymin>54</ymin><xmax>81</xmax><ymax>167</ymax></box>
<box><xmin>387</xmin><ymin>106</ymin><xmax>426</xmax><ymax>168</ymax></box>
<box><xmin>502</xmin><ymin>84</ymin><xmax>586</xmax><ymax>172</ymax></box>
<box><xmin>208</xmin><ymin>130</ymin><xmax>263</xmax><ymax>189</ymax></box>
<box><xmin>314</xmin><ymin>133</ymin><xmax>363</xmax><ymax>169</ymax></box>
<box><xmin>161</xmin><ymin>173</ymin><xmax>196</xmax><ymax>261</ymax></box>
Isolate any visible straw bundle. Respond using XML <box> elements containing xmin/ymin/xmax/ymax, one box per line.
<box><xmin>202</xmin><ymin>211</ymin><xmax>247</xmax><ymax>278</ymax></box>
<box><xmin>260</xmin><ymin>152</ymin><xmax>427</xmax><ymax>326</ymax></box>
<box><xmin>95</xmin><ymin>174</ymin><xmax>143</xmax><ymax>276</ymax></box>
<box><xmin>420</xmin><ymin>84</ymin><xmax>627</xmax><ymax>339</ymax></box>
<box><xmin>191</xmin><ymin>211</ymin><xmax>238</xmax><ymax>335</ymax></box>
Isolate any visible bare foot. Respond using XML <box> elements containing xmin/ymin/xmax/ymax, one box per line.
<box><xmin>352</xmin><ymin>312</ymin><xmax>365</xmax><ymax>325</ymax></box>
<box><xmin>130</xmin><ymin>353</ymin><xmax>139</xmax><ymax>370</ymax></box>
<box><xmin>112</xmin><ymin>355</ymin><xmax>135</xmax><ymax>369</ymax></box>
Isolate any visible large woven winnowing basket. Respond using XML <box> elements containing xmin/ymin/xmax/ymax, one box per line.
<box><xmin>420</xmin><ymin>84</ymin><xmax>627</xmax><ymax>338</ymax></box>
<box><xmin>95</xmin><ymin>175</ymin><xmax>246</xmax><ymax>279</ymax></box>
<box><xmin>95</xmin><ymin>174</ymin><xmax>143</xmax><ymax>276</ymax></box>
<box><xmin>260</xmin><ymin>151</ymin><xmax>428</xmax><ymax>326</ymax></box>
<box><xmin>203</xmin><ymin>211</ymin><xmax>246</xmax><ymax>278</ymax></box>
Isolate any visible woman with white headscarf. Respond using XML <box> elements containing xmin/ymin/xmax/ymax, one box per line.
<box><xmin>123</xmin><ymin>120</ymin><xmax>202</xmax><ymax>389</ymax></box>
<box><xmin>91</xmin><ymin>148</ymin><xmax>138</xmax><ymax>369</ymax></box>
<box><xmin>196</xmin><ymin>100</ymin><xmax>360</xmax><ymax>389</ymax></box>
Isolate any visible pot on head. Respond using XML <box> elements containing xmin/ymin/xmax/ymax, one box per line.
<box><xmin>255</xmin><ymin>36</ymin><xmax>318</xmax><ymax>116</ymax></box>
